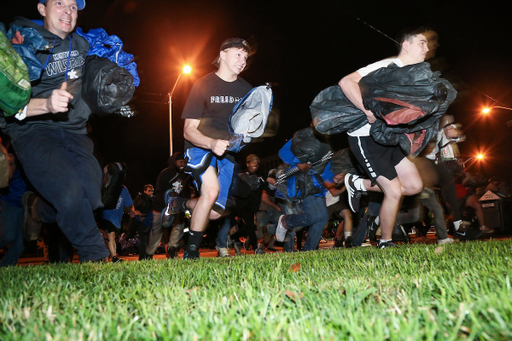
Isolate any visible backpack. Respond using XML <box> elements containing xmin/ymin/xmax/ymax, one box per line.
<box><xmin>0</xmin><ymin>24</ymin><xmax>31</xmax><ymax>116</ymax></box>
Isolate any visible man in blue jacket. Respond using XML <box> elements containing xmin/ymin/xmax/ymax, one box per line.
<box><xmin>0</xmin><ymin>0</ymin><xmax>110</xmax><ymax>262</ymax></box>
<box><xmin>274</xmin><ymin>132</ymin><xmax>330</xmax><ymax>251</ymax></box>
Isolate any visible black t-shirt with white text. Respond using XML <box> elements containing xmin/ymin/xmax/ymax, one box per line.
<box><xmin>181</xmin><ymin>72</ymin><xmax>252</xmax><ymax>150</ymax></box>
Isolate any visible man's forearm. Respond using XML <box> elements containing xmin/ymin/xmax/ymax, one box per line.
<box><xmin>26</xmin><ymin>98</ymin><xmax>50</xmax><ymax>117</ymax></box>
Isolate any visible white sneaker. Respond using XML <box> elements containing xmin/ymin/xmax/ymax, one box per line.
<box><xmin>437</xmin><ymin>237</ymin><xmax>454</xmax><ymax>245</ymax></box>
<box><xmin>275</xmin><ymin>215</ymin><xmax>287</xmax><ymax>242</ymax></box>
<box><xmin>216</xmin><ymin>246</ymin><xmax>230</xmax><ymax>257</ymax></box>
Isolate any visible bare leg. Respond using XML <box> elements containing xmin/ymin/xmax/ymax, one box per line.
<box><xmin>107</xmin><ymin>231</ymin><xmax>116</xmax><ymax>258</ymax></box>
<box><xmin>466</xmin><ymin>195</ymin><xmax>485</xmax><ymax>227</ymax></box>
<box><xmin>187</xmin><ymin>166</ymin><xmax>221</xmax><ymax>232</ymax></box>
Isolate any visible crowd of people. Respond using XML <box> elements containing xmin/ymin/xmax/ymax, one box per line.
<box><xmin>1</xmin><ymin>1</ymin><xmax>511</xmax><ymax>266</ymax></box>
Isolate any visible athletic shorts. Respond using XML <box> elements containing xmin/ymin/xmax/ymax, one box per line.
<box><xmin>326</xmin><ymin>192</ymin><xmax>350</xmax><ymax>219</ymax></box>
<box><xmin>98</xmin><ymin>219</ymin><xmax>119</xmax><ymax>234</ymax></box>
<box><xmin>348</xmin><ymin>135</ymin><xmax>406</xmax><ymax>182</ymax></box>
<box><xmin>184</xmin><ymin>147</ymin><xmax>235</xmax><ymax>214</ymax></box>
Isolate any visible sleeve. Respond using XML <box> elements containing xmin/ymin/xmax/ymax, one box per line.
<box><xmin>321</xmin><ymin>162</ymin><xmax>334</xmax><ymax>183</ymax></box>
<box><xmin>122</xmin><ymin>186</ymin><xmax>133</xmax><ymax>207</ymax></box>
<box><xmin>181</xmin><ymin>81</ymin><xmax>206</xmax><ymax>119</ymax></box>
<box><xmin>357</xmin><ymin>58</ymin><xmax>395</xmax><ymax>77</ymax></box>
<box><xmin>278</xmin><ymin>139</ymin><xmax>301</xmax><ymax>166</ymax></box>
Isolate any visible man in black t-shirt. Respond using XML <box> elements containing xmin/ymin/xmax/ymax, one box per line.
<box><xmin>172</xmin><ymin>38</ymin><xmax>252</xmax><ymax>259</ymax></box>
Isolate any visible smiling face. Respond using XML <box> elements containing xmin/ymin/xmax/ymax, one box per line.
<box><xmin>246</xmin><ymin>159</ymin><xmax>260</xmax><ymax>173</ymax></box>
<box><xmin>219</xmin><ymin>48</ymin><xmax>248</xmax><ymax>76</ymax></box>
<box><xmin>38</xmin><ymin>0</ymin><xmax>78</xmax><ymax>39</ymax></box>
<box><xmin>175</xmin><ymin>159</ymin><xmax>187</xmax><ymax>172</ymax></box>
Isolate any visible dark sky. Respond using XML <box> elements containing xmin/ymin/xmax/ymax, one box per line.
<box><xmin>2</xmin><ymin>0</ymin><xmax>512</xmax><ymax>193</ymax></box>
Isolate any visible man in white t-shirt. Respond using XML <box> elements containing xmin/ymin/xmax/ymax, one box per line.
<box><xmin>339</xmin><ymin>27</ymin><xmax>429</xmax><ymax>249</ymax></box>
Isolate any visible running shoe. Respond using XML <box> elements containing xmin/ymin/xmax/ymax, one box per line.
<box><xmin>216</xmin><ymin>246</ymin><xmax>230</xmax><ymax>257</ymax></box>
<box><xmin>345</xmin><ymin>173</ymin><xmax>362</xmax><ymax>213</ymax></box>
<box><xmin>377</xmin><ymin>240</ymin><xmax>396</xmax><ymax>249</ymax></box>
<box><xmin>275</xmin><ymin>215</ymin><xmax>287</xmax><ymax>242</ymax></box>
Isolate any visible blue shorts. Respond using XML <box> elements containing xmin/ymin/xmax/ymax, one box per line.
<box><xmin>184</xmin><ymin>148</ymin><xmax>235</xmax><ymax>213</ymax></box>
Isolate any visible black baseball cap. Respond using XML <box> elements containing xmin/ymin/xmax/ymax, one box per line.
<box><xmin>219</xmin><ymin>37</ymin><xmax>251</xmax><ymax>54</ymax></box>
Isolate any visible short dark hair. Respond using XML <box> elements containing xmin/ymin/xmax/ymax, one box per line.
<box><xmin>395</xmin><ymin>25</ymin><xmax>432</xmax><ymax>53</ymax></box>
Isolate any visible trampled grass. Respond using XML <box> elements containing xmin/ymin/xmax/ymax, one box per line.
<box><xmin>1</xmin><ymin>240</ymin><xmax>512</xmax><ymax>340</ymax></box>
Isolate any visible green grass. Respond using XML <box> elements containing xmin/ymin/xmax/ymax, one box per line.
<box><xmin>1</xmin><ymin>241</ymin><xmax>512</xmax><ymax>340</ymax></box>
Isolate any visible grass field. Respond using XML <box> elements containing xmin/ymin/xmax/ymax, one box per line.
<box><xmin>1</xmin><ymin>240</ymin><xmax>512</xmax><ymax>340</ymax></box>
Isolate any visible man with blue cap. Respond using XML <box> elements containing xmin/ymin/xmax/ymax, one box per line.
<box><xmin>0</xmin><ymin>0</ymin><xmax>110</xmax><ymax>263</ymax></box>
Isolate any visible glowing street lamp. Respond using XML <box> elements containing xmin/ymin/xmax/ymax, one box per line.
<box><xmin>482</xmin><ymin>105</ymin><xmax>512</xmax><ymax>115</ymax></box>
<box><xmin>463</xmin><ymin>154</ymin><xmax>484</xmax><ymax>168</ymax></box>
<box><xmin>169</xmin><ymin>65</ymin><xmax>192</xmax><ymax>156</ymax></box>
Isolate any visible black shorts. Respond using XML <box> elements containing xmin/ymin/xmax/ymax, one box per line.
<box><xmin>348</xmin><ymin>135</ymin><xmax>406</xmax><ymax>182</ymax></box>
<box><xmin>327</xmin><ymin>195</ymin><xmax>350</xmax><ymax>219</ymax></box>
<box><xmin>98</xmin><ymin>219</ymin><xmax>118</xmax><ymax>234</ymax></box>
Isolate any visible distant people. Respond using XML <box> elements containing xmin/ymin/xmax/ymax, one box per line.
<box><xmin>147</xmin><ymin>152</ymin><xmax>194</xmax><ymax>259</ymax></box>
<box><xmin>230</xmin><ymin>154</ymin><xmax>277</xmax><ymax>254</ymax></box>
<box><xmin>323</xmin><ymin>170</ymin><xmax>354</xmax><ymax>248</ymax></box>
<box><xmin>0</xmin><ymin>143</ymin><xmax>29</xmax><ymax>267</ymax></box>
<box><xmin>130</xmin><ymin>184</ymin><xmax>154</xmax><ymax>260</ymax></box>
<box><xmin>424</xmin><ymin>115</ymin><xmax>483</xmax><ymax>239</ymax></box>
<box><xmin>98</xmin><ymin>185</ymin><xmax>135</xmax><ymax>263</ymax></box>
<box><xmin>340</xmin><ymin>26</ymin><xmax>429</xmax><ymax>249</ymax></box>
<box><xmin>170</xmin><ymin>38</ymin><xmax>253</xmax><ymax>259</ymax></box>
<box><xmin>0</xmin><ymin>0</ymin><xmax>110</xmax><ymax>262</ymax></box>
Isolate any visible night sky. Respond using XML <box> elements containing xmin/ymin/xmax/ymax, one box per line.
<box><xmin>2</xmin><ymin>0</ymin><xmax>511</xmax><ymax>194</ymax></box>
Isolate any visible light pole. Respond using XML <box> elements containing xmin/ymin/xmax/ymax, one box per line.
<box><xmin>463</xmin><ymin>154</ymin><xmax>484</xmax><ymax>168</ymax></box>
<box><xmin>482</xmin><ymin>105</ymin><xmax>512</xmax><ymax>114</ymax></box>
<box><xmin>169</xmin><ymin>65</ymin><xmax>192</xmax><ymax>156</ymax></box>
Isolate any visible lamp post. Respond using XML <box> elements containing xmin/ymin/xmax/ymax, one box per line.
<box><xmin>168</xmin><ymin>65</ymin><xmax>192</xmax><ymax>156</ymax></box>
<box><xmin>463</xmin><ymin>154</ymin><xmax>483</xmax><ymax>168</ymax></box>
<box><xmin>482</xmin><ymin>105</ymin><xmax>512</xmax><ymax>114</ymax></box>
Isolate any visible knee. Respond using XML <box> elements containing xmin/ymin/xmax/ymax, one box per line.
<box><xmin>200</xmin><ymin>187</ymin><xmax>220</xmax><ymax>204</ymax></box>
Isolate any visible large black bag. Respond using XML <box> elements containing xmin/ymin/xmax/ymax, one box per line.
<box><xmin>82</xmin><ymin>56</ymin><xmax>135</xmax><ymax>115</ymax></box>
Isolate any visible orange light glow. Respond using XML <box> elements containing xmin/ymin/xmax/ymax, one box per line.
<box><xmin>482</xmin><ymin>108</ymin><xmax>491</xmax><ymax>114</ymax></box>
<box><xmin>183</xmin><ymin>65</ymin><xmax>192</xmax><ymax>74</ymax></box>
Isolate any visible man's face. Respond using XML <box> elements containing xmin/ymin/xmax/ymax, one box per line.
<box><xmin>247</xmin><ymin>159</ymin><xmax>259</xmax><ymax>173</ymax></box>
<box><xmin>176</xmin><ymin>159</ymin><xmax>187</xmax><ymax>171</ymax></box>
<box><xmin>219</xmin><ymin>48</ymin><xmax>248</xmax><ymax>75</ymax></box>
<box><xmin>404</xmin><ymin>34</ymin><xmax>429</xmax><ymax>64</ymax></box>
<box><xmin>333</xmin><ymin>173</ymin><xmax>345</xmax><ymax>185</ymax></box>
<box><xmin>144</xmin><ymin>187</ymin><xmax>154</xmax><ymax>196</ymax></box>
<box><xmin>38</xmin><ymin>0</ymin><xmax>78</xmax><ymax>39</ymax></box>
<box><xmin>424</xmin><ymin>30</ymin><xmax>439</xmax><ymax>60</ymax></box>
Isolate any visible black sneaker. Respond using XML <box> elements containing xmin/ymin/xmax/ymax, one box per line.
<box><xmin>333</xmin><ymin>238</ymin><xmax>344</xmax><ymax>249</ymax></box>
<box><xmin>344</xmin><ymin>237</ymin><xmax>354</xmax><ymax>248</ymax></box>
<box><xmin>453</xmin><ymin>227</ymin><xmax>483</xmax><ymax>240</ymax></box>
<box><xmin>368</xmin><ymin>215</ymin><xmax>379</xmax><ymax>243</ymax></box>
<box><xmin>167</xmin><ymin>246</ymin><xmax>177</xmax><ymax>259</ymax></box>
<box><xmin>183</xmin><ymin>250</ymin><xmax>200</xmax><ymax>260</ymax></box>
<box><xmin>377</xmin><ymin>240</ymin><xmax>396</xmax><ymax>249</ymax></box>
<box><xmin>344</xmin><ymin>173</ymin><xmax>362</xmax><ymax>213</ymax></box>
<box><xmin>112</xmin><ymin>256</ymin><xmax>124</xmax><ymax>263</ymax></box>
<box><xmin>392</xmin><ymin>224</ymin><xmax>410</xmax><ymax>243</ymax></box>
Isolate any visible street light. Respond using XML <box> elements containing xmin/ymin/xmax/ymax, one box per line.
<box><xmin>463</xmin><ymin>154</ymin><xmax>484</xmax><ymax>168</ymax></box>
<box><xmin>482</xmin><ymin>105</ymin><xmax>512</xmax><ymax>114</ymax></box>
<box><xmin>168</xmin><ymin>65</ymin><xmax>192</xmax><ymax>156</ymax></box>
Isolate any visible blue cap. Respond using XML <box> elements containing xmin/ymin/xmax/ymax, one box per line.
<box><xmin>39</xmin><ymin>0</ymin><xmax>86</xmax><ymax>10</ymax></box>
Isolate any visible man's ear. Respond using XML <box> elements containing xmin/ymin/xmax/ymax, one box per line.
<box><xmin>219</xmin><ymin>50</ymin><xmax>226</xmax><ymax>63</ymax></box>
<box><xmin>37</xmin><ymin>3</ymin><xmax>47</xmax><ymax>17</ymax></box>
<box><xmin>401</xmin><ymin>40</ymin><xmax>409</xmax><ymax>54</ymax></box>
